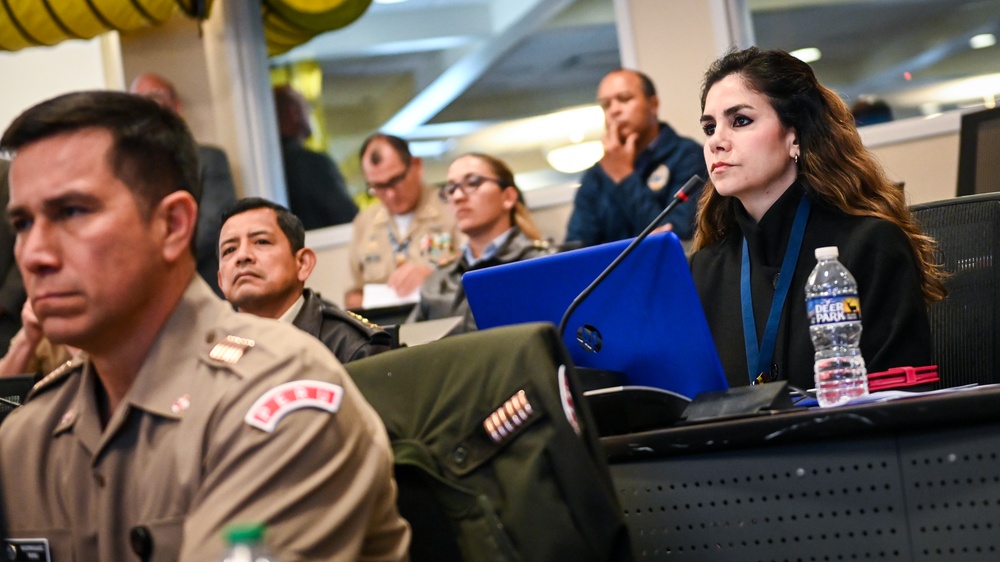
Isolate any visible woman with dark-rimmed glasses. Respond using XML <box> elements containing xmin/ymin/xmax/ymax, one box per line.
<box><xmin>407</xmin><ymin>153</ymin><xmax>553</xmax><ymax>333</ymax></box>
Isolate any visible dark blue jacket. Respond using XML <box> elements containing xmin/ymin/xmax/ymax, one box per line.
<box><xmin>566</xmin><ymin>123</ymin><xmax>705</xmax><ymax>246</ymax></box>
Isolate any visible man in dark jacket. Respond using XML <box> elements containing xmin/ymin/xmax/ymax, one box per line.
<box><xmin>274</xmin><ymin>85</ymin><xmax>358</xmax><ymax>229</ymax></box>
<box><xmin>565</xmin><ymin>69</ymin><xmax>705</xmax><ymax>247</ymax></box>
<box><xmin>218</xmin><ymin>198</ymin><xmax>391</xmax><ymax>363</ymax></box>
<box><xmin>130</xmin><ymin>72</ymin><xmax>238</xmax><ymax>297</ymax></box>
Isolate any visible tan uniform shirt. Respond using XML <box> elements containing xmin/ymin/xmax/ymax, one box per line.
<box><xmin>0</xmin><ymin>279</ymin><xmax>410</xmax><ymax>562</ymax></box>
<box><xmin>348</xmin><ymin>187</ymin><xmax>459</xmax><ymax>294</ymax></box>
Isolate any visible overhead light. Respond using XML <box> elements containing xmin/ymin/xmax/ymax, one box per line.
<box><xmin>546</xmin><ymin>141</ymin><xmax>603</xmax><ymax>174</ymax></box>
<box><xmin>790</xmin><ymin>47</ymin><xmax>822</xmax><ymax>64</ymax></box>
<box><xmin>970</xmin><ymin>33</ymin><xmax>997</xmax><ymax>50</ymax></box>
<box><xmin>408</xmin><ymin>140</ymin><xmax>454</xmax><ymax>159</ymax></box>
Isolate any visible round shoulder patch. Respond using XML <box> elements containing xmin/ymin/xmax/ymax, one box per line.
<box><xmin>647</xmin><ymin>163</ymin><xmax>670</xmax><ymax>191</ymax></box>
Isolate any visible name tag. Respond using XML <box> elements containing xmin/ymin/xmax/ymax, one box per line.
<box><xmin>6</xmin><ymin>539</ymin><xmax>51</xmax><ymax>562</ymax></box>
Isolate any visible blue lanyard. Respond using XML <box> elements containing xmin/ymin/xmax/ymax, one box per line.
<box><xmin>741</xmin><ymin>196</ymin><xmax>812</xmax><ymax>384</ymax></box>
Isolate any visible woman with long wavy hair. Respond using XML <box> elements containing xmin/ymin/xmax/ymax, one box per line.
<box><xmin>691</xmin><ymin>47</ymin><xmax>946</xmax><ymax>391</ymax></box>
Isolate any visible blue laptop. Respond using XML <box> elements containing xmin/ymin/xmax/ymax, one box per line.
<box><xmin>463</xmin><ymin>232</ymin><xmax>728</xmax><ymax>399</ymax></box>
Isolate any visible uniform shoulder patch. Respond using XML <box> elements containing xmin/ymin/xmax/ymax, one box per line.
<box><xmin>30</xmin><ymin>355</ymin><xmax>84</xmax><ymax>397</ymax></box>
<box><xmin>245</xmin><ymin>380</ymin><xmax>344</xmax><ymax>433</ymax></box>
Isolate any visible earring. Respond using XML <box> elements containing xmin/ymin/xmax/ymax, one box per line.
<box><xmin>793</xmin><ymin>154</ymin><xmax>799</xmax><ymax>164</ymax></box>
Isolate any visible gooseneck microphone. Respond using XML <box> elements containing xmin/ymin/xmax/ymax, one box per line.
<box><xmin>558</xmin><ymin>175</ymin><xmax>705</xmax><ymax>339</ymax></box>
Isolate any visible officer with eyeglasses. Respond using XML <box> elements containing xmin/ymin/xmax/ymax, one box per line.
<box><xmin>406</xmin><ymin>153</ymin><xmax>553</xmax><ymax>334</ymax></box>
<box><xmin>345</xmin><ymin>133</ymin><xmax>460</xmax><ymax>310</ymax></box>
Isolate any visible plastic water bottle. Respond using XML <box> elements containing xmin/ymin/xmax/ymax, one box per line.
<box><xmin>218</xmin><ymin>523</ymin><xmax>278</xmax><ymax>562</ymax></box>
<box><xmin>805</xmin><ymin>246</ymin><xmax>868</xmax><ymax>407</ymax></box>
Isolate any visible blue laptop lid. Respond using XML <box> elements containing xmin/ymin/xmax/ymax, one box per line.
<box><xmin>463</xmin><ymin>232</ymin><xmax>728</xmax><ymax>399</ymax></box>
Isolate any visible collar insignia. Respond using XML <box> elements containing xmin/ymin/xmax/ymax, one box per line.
<box><xmin>171</xmin><ymin>394</ymin><xmax>191</xmax><ymax>414</ymax></box>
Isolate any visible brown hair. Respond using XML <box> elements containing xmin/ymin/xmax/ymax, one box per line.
<box><xmin>461</xmin><ymin>152</ymin><xmax>542</xmax><ymax>241</ymax></box>
<box><xmin>694</xmin><ymin>47</ymin><xmax>946</xmax><ymax>302</ymax></box>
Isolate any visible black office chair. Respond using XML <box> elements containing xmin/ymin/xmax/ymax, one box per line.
<box><xmin>345</xmin><ymin>322</ymin><xmax>632</xmax><ymax>562</ymax></box>
<box><xmin>911</xmin><ymin>192</ymin><xmax>1000</xmax><ymax>387</ymax></box>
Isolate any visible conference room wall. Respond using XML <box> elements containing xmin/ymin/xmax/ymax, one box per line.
<box><xmin>0</xmin><ymin>1</ymin><xmax>962</xmax><ymax>308</ymax></box>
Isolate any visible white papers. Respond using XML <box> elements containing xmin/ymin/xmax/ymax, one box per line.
<box><xmin>399</xmin><ymin>317</ymin><xmax>464</xmax><ymax>346</ymax></box>
<box><xmin>362</xmin><ymin>283</ymin><xmax>420</xmax><ymax>309</ymax></box>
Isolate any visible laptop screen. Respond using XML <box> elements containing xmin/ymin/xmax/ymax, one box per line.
<box><xmin>463</xmin><ymin>232</ymin><xmax>728</xmax><ymax>399</ymax></box>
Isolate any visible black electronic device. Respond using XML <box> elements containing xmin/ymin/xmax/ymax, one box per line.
<box><xmin>957</xmin><ymin>105</ymin><xmax>1000</xmax><ymax>196</ymax></box>
<box><xmin>0</xmin><ymin>374</ymin><xmax>35</xmax><ymax>426</ymax></box>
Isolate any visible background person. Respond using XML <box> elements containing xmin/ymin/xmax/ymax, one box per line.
<box><xmin>850</xmin><ymin>97</ymin><xmax>894</xmax><ymax>127</ymax></box>
<box><xmin>0</xmin><ymin>91</ymin><xmax>409</xmax><ymax>561</ymax></box>
<box><xmin>409</xmin><ymin>153</ymin><xmax>553</xmax><ymax>334</ymax></box>
<box><xmin>346</xmin><ymin>133</ymin><xmax>459</xmax><ymax>310</ymax></box>
<box><xmin>0</xmin><ymin>159</ymin><xmax>25</xmax><ymax>354</ymax></box>
<box><xmin>273</xmin><ymin>85</ymin><xmax>358</xmax><ymax>229</ymax></box>
<box><xmin>565</xmin><ymin>69</ymin><xmax>706</xmax><ymax>247</ymax></box>
<box><xmin>0</xmin><ymin>300</ymin><xmax>77</xmax><ymax>378</ymax></box>
<box><xmin>690</xmin><ymin>47</ymin><xmax>946</xmax><ymax>391</ymax></box>
<box><xmin>130</xmin><ymin>72</ymin><xmax>238</xmax><ymax>298</ymax></box>
<box><xmin>218</xmin><ymin>197</ymin><xmax>392</xmax><ymax>363</ymax></box>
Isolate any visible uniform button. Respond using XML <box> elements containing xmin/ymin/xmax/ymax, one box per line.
<box><xmin>94</xmin><ymin>473</ymin><xmax>106</xmax><ymax>487</ymax></box>
<box><xmin>130</xmin><ymin>526</ymin><xmax>154</xmax><ymax>560</ymax></box>
<box><xmin>453</xmin><ymin>446</ymin><xmax>468</xmax><ymax>466</ymax></box>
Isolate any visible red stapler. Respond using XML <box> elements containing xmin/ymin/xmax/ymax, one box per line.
<box><xmin>867</xmin><ymin>365</ymin><xmax>940</xmax><ymax>392</ymax></box>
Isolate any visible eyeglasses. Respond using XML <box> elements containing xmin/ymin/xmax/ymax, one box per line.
<box><xmin>366</xmin><ymin>162</ymin><xmax>411</xmax><ymax>195</ymax></box>
<box><xmin>438</xmin><ymin>174</ymin><xmax>505</xmax><ymax>202</ymax></box>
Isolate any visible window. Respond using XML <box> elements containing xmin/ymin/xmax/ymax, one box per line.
<box><xmin>747</xmin><ymin>0</ymin><xmax>1000</xmax><ymax>124</ymax></box>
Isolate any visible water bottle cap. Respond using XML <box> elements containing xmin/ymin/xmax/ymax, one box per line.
<box><xmin>814</xmin><ymin>246</ymin><xmax>839</xmax><ymax>260</ymax></box>
<box><xmin>224</xmin><ymin>522</ymin><xmax>265</xmax><ymax>545</ymax></box>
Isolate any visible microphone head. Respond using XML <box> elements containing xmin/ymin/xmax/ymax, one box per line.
<box><xmin>674</xmin><ymin>174</ymin><xmax>704</xmax><ymax>201</ymax></box>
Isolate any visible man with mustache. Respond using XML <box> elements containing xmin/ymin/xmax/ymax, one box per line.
<box><xmin>218</xmin><ymin>197</ymin><xmax>391</xmax><ymax>363</ymax></box>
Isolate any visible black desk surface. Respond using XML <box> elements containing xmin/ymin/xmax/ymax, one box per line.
<box><xmin>601</xmin><ymin>385</ymin><xmax>1000</xmax><ymax>463</ymax></box>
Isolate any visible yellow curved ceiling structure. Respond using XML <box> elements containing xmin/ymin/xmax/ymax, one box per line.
<box><xmin>0</xmin><ymin>0</ymin><xmax>370</xmax><ymax>55</ymax></box>
<box><xmin>262</xmin><ymin>0</ymin><xmax>371</xmax><ymax>56</ymax></box>
<box><xmin>0</xmin><ymin>0</ymin><xmax>208</xmax><ymax>52</ymax></box>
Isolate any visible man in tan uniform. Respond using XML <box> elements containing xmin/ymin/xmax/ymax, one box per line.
<box><xmin>345</xmin><ymin>133</ymin><xmax>458</xmax><ymax>310</ymax></box>
<box><xmin>0</xmin><ymin>91</ymin><xmax>409</xmax><ymax>561</ymax></box>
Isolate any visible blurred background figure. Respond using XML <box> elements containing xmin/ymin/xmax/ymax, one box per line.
<box><xmin>0</xmin><ymin>300</ymin><xmax>78</xmax><ymax>378</ymax></box>
<box><xmin>273</xmin><ymin>85</ymin><xmax>358</xmax><ymax>230</ymax></box>
<box><xmin>130</xmin><ymin>72</ymin><xmax>238</xmax><ymax>298</ymax></box>
<box><xmin>347</xmin><ymin>133</ymin><xmax>458</xmax><ymax>310</ymax></box>
<box><xmin>0</xmin><ymin>159</ymin><xmax>25</xmax><ymax>355</ymax></box>
<box><xmin>566</xmin><ymin>69</ymin><xmax>706</xmax><ymax>247</ymax></box>
<box><xmin>409</xmin><ymin>153</ymin><xmax>553</xmax><ymax>334</ymax></box>
<box><xmin>851</xmin><ymin>97</ymin><xmax>894</xmax><ymax>127</ymax></box>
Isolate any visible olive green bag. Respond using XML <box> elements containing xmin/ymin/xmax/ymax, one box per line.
<box><xmin>346</xmin><ymin>322</ymin><xmax>632</xmax><ymax>562</ymax></box>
